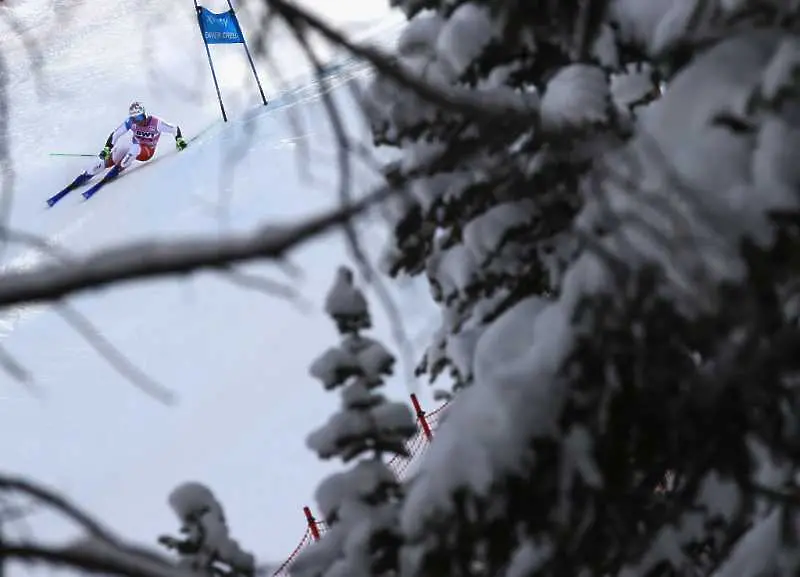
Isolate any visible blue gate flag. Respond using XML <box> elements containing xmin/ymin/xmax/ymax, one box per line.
<box><xmin>193</xmin><ymin>0</ymin><xmax>268</xmax><ymax>121</ymax></box>
<box><xmin>198</xmin><ymin>7</ymin><xmax>243</xmax><ymax>44</ymax></box>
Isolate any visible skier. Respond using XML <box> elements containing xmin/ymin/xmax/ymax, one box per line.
<box><xmin>48</xmin><ymin>101</ymin><xmax>188</xmax><ymax>205</ymax></box>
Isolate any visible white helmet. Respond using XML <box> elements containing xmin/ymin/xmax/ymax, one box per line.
<box><xmin>129</xmin><ymin>101</ymin><xmax>146</xmax><ymax>118</ymax></box>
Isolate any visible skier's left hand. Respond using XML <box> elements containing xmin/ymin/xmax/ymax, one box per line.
<box><xmin>176</xmin><ymin>137</ymin><xmax>188</xmax><ymax>151</ymax></box>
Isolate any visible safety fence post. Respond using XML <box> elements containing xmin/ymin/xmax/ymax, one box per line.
<box><xmin>303</xmin><ymin>506</ymin><xmax>321</xmax><ymax>541</ymax></box>
<box><xmin>410</xmin><ymin>394</ymin><xmax>433</xmax><ymax>442</ymax></box>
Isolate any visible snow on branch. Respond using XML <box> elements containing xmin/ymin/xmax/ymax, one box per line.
<box><xmin>324</xmin><ymin>266</ymin><xmax>371</xmax><ymax>334</ymax></box>
<box><xmin>0</xmin><ymin>184</ymin><xmax>394</xmax><ymax>309</ymax></box>
<box><xmin>159</xmin><ymin>482</ymin><xmax>255</xmax><ymax>576</ymax></box>
<box><xmin>292</xmin><ymin>266</ymin><xmax>415</xmax><ymax>577</ymax></box>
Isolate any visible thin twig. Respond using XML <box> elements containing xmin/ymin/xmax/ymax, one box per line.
<box><xmin>0</xmin><ymin>541</ymin><xmax>184</xmax><ymax>577</ymax></box>
<box><xmin>289</xmin><ymin>21</ymin><xmax>420</xmax><ymax>393</ymax></box>
<box><xmin>54</xmin><ymin>304</ymin><xmax>176</xmax><ymax>406</ymax></box>
<box><xmin>0</xmin><ymin>227</ymin><xmax>75</xmax><ymax>264</ymax></box>
<box><xmin>221</xmin><ymin>265</ymin><xmax>312</xmax><ymax>311</ymax></box>
<box><xmin>0</xmin><ymin>480</ymin><xmax>186</xmax><ymax>573</ymax></box>
<box><xmin>0</xmin><ymin>498</ymin><xmax>37</xmax><ymax>526</ymax></box>
<box><xmin>0</xmin><ymin>344</ymin><xmax>32</xmax><ymax>390</ymax></box>
<box><xmin>0</xmin><ymin>475</ymin><xmax>119</xmax><ymax>544</ymax></box>
<box><xmin>258</xmin><ymin>27</ymin><xmax>315</xmax><ymax>184</ymax></box>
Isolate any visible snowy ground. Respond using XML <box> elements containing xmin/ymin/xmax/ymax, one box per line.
<box><xmin>0</xmin><ymin>0</ymin><xmax>435</xmax><ymax>574</ymax></box>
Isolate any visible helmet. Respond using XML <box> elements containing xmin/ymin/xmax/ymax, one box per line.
<box><xmin>129</xmin><ymin>101</ymin><xmax>146</xmax><ymax>123</ymax></box>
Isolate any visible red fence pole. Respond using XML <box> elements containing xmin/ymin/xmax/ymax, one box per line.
<box><xmin>410</xmin><ymin>394</ymin><xmax>433</xmax><ymax>442</ymax></box>
<box><xmin>303</xmin><ymin>506</ymin><xmax>321</xmax><ymax>541</ymax></box>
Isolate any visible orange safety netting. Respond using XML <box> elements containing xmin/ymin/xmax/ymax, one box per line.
<box><xmin>269</xmin><ymin>398</ymin><xmax>677</xmax><ymax>576</ymax></box>
<box><xmin>271</xmin><ymin>396</ymin><xmax>450</xmax><ymax>576</ymax></box>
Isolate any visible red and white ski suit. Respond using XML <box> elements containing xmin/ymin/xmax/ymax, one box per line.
<box><xmin>86</xmin><ymin>116</ymin><xmax>182</xmax><ymax>176</ymax></box>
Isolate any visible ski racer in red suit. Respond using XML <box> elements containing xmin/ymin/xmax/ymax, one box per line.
<box><xmin>57</xmin><ymin>101</ymin><xmax>188</xmax><ymax>195</ymax></box>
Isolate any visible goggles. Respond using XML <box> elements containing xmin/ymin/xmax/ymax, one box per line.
<box><xmin>130</xmin><ymin>113</ymin><xmax>146</xmax><ymax>124</ymax></box>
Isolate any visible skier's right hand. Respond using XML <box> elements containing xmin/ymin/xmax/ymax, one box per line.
<box><xmin>99</xmin><ymin>146</ymin><xmax>111</xmax><ymax>160</ymax></box>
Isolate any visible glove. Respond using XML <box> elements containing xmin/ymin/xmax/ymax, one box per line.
<box><xmin>176</xmin><ymin>137</ymin><xmax>187</xmax><ymax>151</ymax></box>
<box><xmin>99</xmin><ymin>146</ymin><xmax>111</xmax><ymax>160</ymax></box>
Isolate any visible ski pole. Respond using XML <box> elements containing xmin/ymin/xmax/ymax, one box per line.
<box><xmin>49</xmin><ymin>153</ymin><xmax>96</xmax><ymax>157</ymax></box>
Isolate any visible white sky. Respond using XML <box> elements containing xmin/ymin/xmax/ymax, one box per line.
<box><xmin>0</xmin><ymin>1</ymin><xmax>436</xmax><ymax>574</ymax></box>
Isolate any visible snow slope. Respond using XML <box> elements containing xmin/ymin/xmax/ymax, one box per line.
<box><xmin>0</xmin><ymin>1</ymin><xmax>435</xmax><ymax>574</ymax></box>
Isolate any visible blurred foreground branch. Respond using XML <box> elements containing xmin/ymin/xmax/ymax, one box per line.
<box><xmin>2</xmin><ymin>540</ymin><xmax>186</xmax><ymax>577</ymax></box>
<box><xmin>0</xmin><ymin>184</ymin><xmax>395</xmax><ymax>309</ymax></box>
<box><xmin>0</xmin><ymin>474</ymin><xmax>187</xmax><ymax>577</ymax></box>
<box><xmin>263</xmin><ymin>0</ymin><xmax>540</xmax><ymax>125</ymax></box>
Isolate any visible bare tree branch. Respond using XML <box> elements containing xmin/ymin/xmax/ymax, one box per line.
<box><xmin>0</xmin><ymin>476</ymin><xmax>191</xmax><ymax>577</ymax></box>
<box><xmin>55</xmin><ymin>304</ymin><xmax>177</xmax><ymax>406</ymax></box>
<box><xmin>0</xmin><ymin>9</ymin><xmax>47</xmax><ymax>98</ymax></box>
<box><xmin>143</xmin><ymin>0</ymin><xmax>206</xmax><ymax>105</ymax></box>
<box><xmin>0</xmin><ymin>540</ymin><xmax>186</xmax><ymax>577</ymax></box>
<box><xmin>287</xmin><ymin>21</ymin><xmax>421</xmax><ymax>393</ymax></box>
<box><xmin>0</xmin><ymin>475</ymin><xmax>119</xmax><ymax>544</ymax></box>
<box><xmin>285</xmin><ymin>17</ymin><xmax>363</xmax><ymax>280</ymax></box>
<box><xmin>0</xmin><ymin>495</ymin><xmax>37</xmax><ymax>573</ymax></box>
<box><xmin>221</xmin><ymin>265</ymin><xmax>312</xmax><ymax>311</ymax></box>
<box><xmin>0</xmin><ymin>499</ymin><xmax>36</xmax><ymax>526</ymax></box>
<box><xmin>0</xmin><ymin>227</ymin><xmax>75</xmax><ymax>264</ymax></box>
<box><xmin>248</xmin><ymin>0</ymin><xmax>313</xmax><ymax>169</ymax></box>
<box><xmin>0</xmin><ymin>183</ymin><xmax>395</xmax><ymax>309</ymax></box>
<box><xmin>263</xmin><ymin>0</ymin><xmax>540</xmax><ymax>125</ymax></box>
<box><xmin>0</xmin><ymin>344</ymin><xmax>31</xmax><ymax>389</ymax></box>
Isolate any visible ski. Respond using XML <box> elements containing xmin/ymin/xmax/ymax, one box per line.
<box><xmin>46</xmin><ymin>184</ymin><xmax>77</xmax><ymax>207</ymax></box>
<box><xmin>46</xmin><ymin>172</ymin><xmax>93</xmax><ymax>207</ymax></box>
<box><xmin>82</xmin><ymin>164</ymin><xmax>122</xmax><ymax>200</ymax></box>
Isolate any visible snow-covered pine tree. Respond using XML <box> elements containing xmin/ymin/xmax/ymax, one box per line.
<box><xmin>158</xmin><ymin>481</ymin><xmax>255</xmax><ymax>577</ymax></box>
<box><xmin>363</xmin><ymin>0</ymin><xmax>664</xmax><ymax>394</ymax></box>
<box><xmin>363</xmin><ymin>2</ymin><xmax>800</xmax><ymax>577</ymax></box>
<box><xmin>290</xmin><ymin>266</ymin><xmax>417</xmax><ymax>577</ymax></box>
